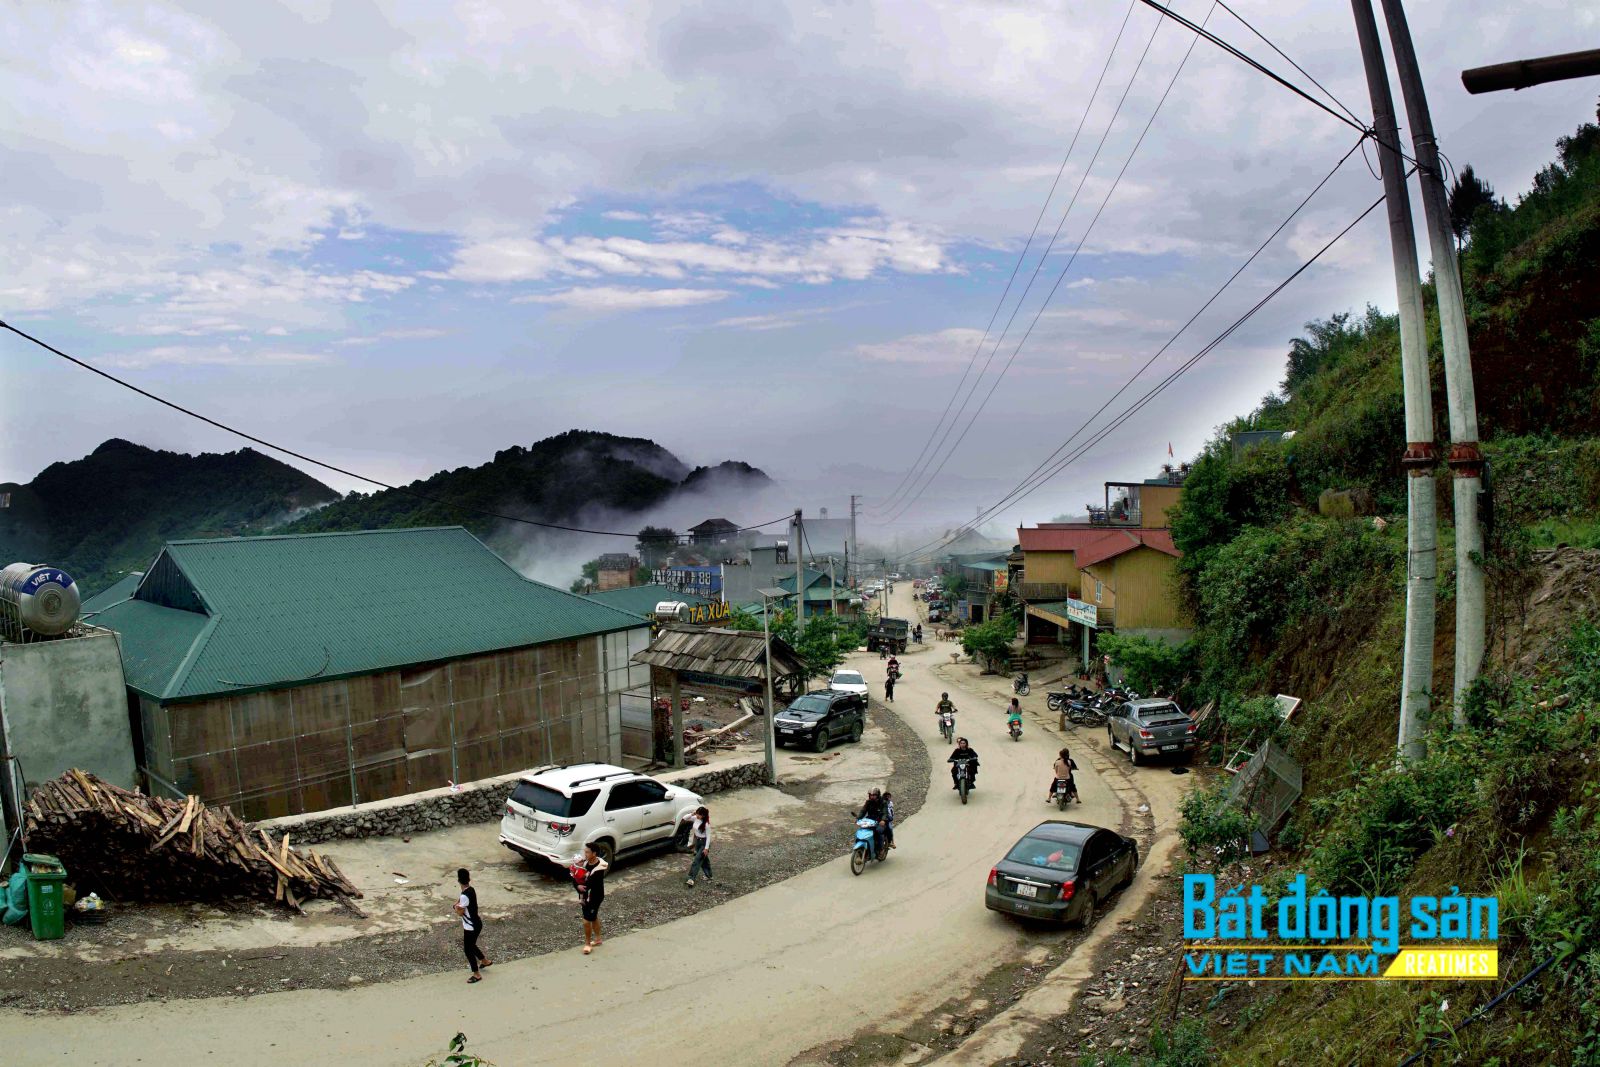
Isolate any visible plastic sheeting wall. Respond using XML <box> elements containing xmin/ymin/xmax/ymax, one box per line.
<box><xmin>140</xmin><ymin>635</ymin><xmax>617</xmax><ymax>820</ymax></box>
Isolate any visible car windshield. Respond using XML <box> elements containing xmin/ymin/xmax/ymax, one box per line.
<box><xmin>784</xmin><ymin>695</ymin><xmax>831</xmax><ymax>719</ymax></box>
<box><xmin>1003</xmin><ymin>836</ymin><xmax>1082</xmax><ymax>873</ymax></box>
<box><xmin>832</xmin><ymin>672</ymin><xmax>865</xmax><ymax>686</ymax></box>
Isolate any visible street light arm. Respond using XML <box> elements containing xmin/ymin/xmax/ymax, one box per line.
<box><xmin>1462</xmin><ymin>48</ymin><xmax>1600</xmax><ymax>93</ymax></box>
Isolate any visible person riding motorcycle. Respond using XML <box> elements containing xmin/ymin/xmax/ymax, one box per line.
<box><xmin>1006</xmin><ymin>701</ymin><xmax>1023</xmax><ymax>736</ymax></box>
<box><xmin>936</xmin><ymin>692</ymin><xmax>955</xmax><ymax>716</ymax></box>
<box><xmin>1049</xmin><ymin>747</ymin><xmax>1080</xmax><ymax>803</ymax></box>
<box><xmin>853</xmin><ymin>788</ymin><xmax>888</xmax><ymax>855</ymax></box>
<box><xmin>948</xmin><ymin>737</ymin><xmax>980</xmax><ymax>790</ymax></box>
<box><xmin>886</xmin><ymin>655</ymin><xmax>900</xmax><ymax>679</ymax></box>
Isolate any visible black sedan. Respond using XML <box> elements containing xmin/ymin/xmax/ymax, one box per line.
<box><xmin>985</xmin><ymin>821</ymin><xmax>1138</xmax><ymax>925</ymax></box>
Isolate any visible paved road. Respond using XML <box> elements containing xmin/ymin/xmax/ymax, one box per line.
<box><xmin>2</xmin><ymin>586</ymin><xmax>1158</xmax><ymax>1066</ymax></box>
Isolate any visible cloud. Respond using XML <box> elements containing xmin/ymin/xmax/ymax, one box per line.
<box><xmin>601</xmin><ymin>210</ymin><xmax>647</xmax><ymax>221</ymax></box>
<box><xmin>855</xmin><ymin>327</ymin><xmax>986</xmax><ymax>366</ymax></box>
<box><xmin>518</xmin><ymin>286</ymin><xmax>733</xmax><ymax>311</ymax></box>
<box><xmin>711</xmin><ymin>301</ymin><xmax>866</xmax><ymax>331</ymax></box>
<box><xmin>93</xmin><ymin>345</ymin><xmax>330</xmax><ymax>369</ymax></box>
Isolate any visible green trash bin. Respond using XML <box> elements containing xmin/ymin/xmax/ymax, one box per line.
<box><xmin>23</xmin><ymin>854</ymin><xmax>68</xmax><ymax>941</ymax></box>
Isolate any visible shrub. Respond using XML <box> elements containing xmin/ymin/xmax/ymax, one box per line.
<box><xmin>961</xmin><ymin>615</ymin><xmax>1016</xmax><ymax>673</ymax></box>
<box><xmin>1179</xmin><ymin>784</ymin><xmax>1255</xmax><ymax>867</ymax></box>
<box><xmin>1097</xmin><ymin>632</ymin><xmax>1192</xmax><ymax>696</ymax></box>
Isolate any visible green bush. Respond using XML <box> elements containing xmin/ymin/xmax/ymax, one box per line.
<box><xmin>961</xmin><ymin>615</ymin><xmax>1016</xmax><ymax>673</ymax></box>
<box><xmin>1179</xmin><ymin>784</ymin><xmax>1255</xmax><ymax>867</ymax></box>
<box><xmin>1097</xmin><ymin>632</ymin><xmax>1192</xmax><ymax>696</ymax></box>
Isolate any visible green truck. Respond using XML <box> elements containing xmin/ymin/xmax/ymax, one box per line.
<box><xmin>868</xmin><ymin>616</ymin><xmax>910</xmax><ymax>654</ymax></box>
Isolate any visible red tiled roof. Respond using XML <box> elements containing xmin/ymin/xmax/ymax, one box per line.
<box><xmin>1016</xmin><ymin>526</ymin><xmax>1107</xmax><ymax>552</ymax></box>
<box><xmin>1076</xmin><ymin>528</ymin><xmax>1180</xmax><ymax>568</ymax></box>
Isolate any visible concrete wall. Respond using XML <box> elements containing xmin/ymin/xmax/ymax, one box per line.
<box><xmin>261</xmin><ymin>755</ymin><xmax>771</xmax><ymax>844</ymax></box>
<box><xmin>0</xmin><ymin>630</ymin><xmax>136</xmax><ymax>790</ymax></box>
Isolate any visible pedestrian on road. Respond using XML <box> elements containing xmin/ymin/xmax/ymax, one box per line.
<box><xmin>686</xmin><ymin>806</ymin><xmax>713</xmax><ymax>886</ymax></box>
<box><xmin>453</xmin><ymin>868</ymin><xmax>491</xmax><ymax>983</ymax></box>
<box><xmin>883</xmin><ymin>673</ymin><xmax>896</xmax><ymax>702</ymax></box>
<box><xmin>578</xmin><ymin>843</ymin><xmax>608</xmax><ymax>955</ymax></box>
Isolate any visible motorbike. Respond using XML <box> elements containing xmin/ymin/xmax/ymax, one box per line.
<box><xmin>1008</xmin><ymin>718</ymin><xmax>1023</xmax><ymax>742</ymax></box>
<box><xmin>1065</xmin><ymin>699</ymin><xmax>1108</xmax><ymax>728</ymax></box>
<box><xmin>952</xmin><ymin>759</ymin><xmax>976</xmax><ymax>804</ymax></box>
<box><xmin>1013</xmin><ymin>672</ymin><xmax>1030</xmax><ymax>696</ymax></box>
<box><xmin>850</xmin><ymin>816</ymin><xmax>887</xmax><ymax>875</ymax></box>
<box><xmin>1051</xmin><ymin>777</ymin><xmax>1078</xmax><ymax>810</ymax></box>
<box><xmin>939</xmin><ymin>709</ymin><xmax>956</xmax><ymax>743</ymax></box>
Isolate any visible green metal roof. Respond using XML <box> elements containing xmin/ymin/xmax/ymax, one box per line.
<box><xmin>585</xmin><ymin>584</ymin><xmax>714</xmax><ymax>617</ymax></box>
<box><xmin>963</xmin><ymin>559</ymin><xmax>1008</xmax><ymax>572</ymax></box>
<box><xmin>91</xmin><ymin>527</ymin><xmax>646</xmax><ymax>702</ymax></box>
<box><xmin>82</xmin><ymin>571</ymin><xmax>145</xmax><ymax>614</ymax></box>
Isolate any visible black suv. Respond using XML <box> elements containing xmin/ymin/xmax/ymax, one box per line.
<box><xmin>775</xmin><ymin>690</ymin><xmax>867</xmax><ymax>752</ymax></box>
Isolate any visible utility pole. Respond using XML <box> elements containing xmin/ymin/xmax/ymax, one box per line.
<box><xmin>1380</xmin><ymin>0</ymin><xmax>1486</xmax><ymax>724</ymax></box>
<box><xmin>1462</xmin><ymin>48</ymin><xmax>1600</xmax><ymax>94</ymax></box>
<box><xmin>848</xmin><ymin>494</ymin><xmax>860</xmax><ymax>590</ymax></box>
<box><xmin>794</xmin><ymin>509</ymin><xmax>805</xmax><ymax>627</ymax></box>
<box><xmin>828</xmin><ymin>556</ymin><xmax>837</xmax><ymax>617</ymax></box>
<box><xmin>1352</xmin><ymin>0</ymin><xmax>1437</xmax><ymax>763</ymax></box>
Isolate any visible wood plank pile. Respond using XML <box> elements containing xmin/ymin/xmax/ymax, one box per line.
<box><xmin>24</xmin><ymin>769</ymin><xmax>363</xmax><ymax>912</ymax></box>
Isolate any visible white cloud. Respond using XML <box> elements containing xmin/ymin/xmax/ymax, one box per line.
<box><xmin>856</xmin><ymin>327</ymin><xmax>987</xmax><ymax>366</ymax></box>
<box><xmin>94</xmin><ymin>345</ymin><xmax>330</xmax><ymax>369</ymax></box>
<box><xmin>518</xmin><ymin>286</ymin><xmax>733</xmax><ymax>311</ymax></box>
<box><xmin>601</xmin><ymin>209</ymin><xmax>647</xmax><ymax>221</ymax></box>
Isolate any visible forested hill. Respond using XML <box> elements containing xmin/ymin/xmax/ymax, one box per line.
<box><xmin>0</xmin><ymin>439</ymin><xmax>338</xmax><ymax>596</ymax></box>
<box><xmin>283</xmin><ymin>429</ymin><xmax>771</xmax><ymax>537</ymax></box>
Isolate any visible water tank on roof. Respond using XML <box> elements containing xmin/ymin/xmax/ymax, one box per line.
<box><xmin>653</xmin><ymin>601</ymin><xmax>689</xmax><ymax>622</ymax></box>
<box><xmin>1</xmin><ymin>563</ymin><xmax>81</xmax><ymax>637</ymax></box>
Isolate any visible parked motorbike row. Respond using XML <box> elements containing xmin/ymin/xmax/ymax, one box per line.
<box><xmin>1045</xmin><ymin>684</ymin><xmax>1141</xmax><ymax>728</ymax></box>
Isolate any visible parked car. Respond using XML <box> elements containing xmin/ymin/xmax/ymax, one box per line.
<box><xmin>499</xmin><ymin>763</ymin><xmax>702</xmax><ymax>870</ymax></box>
<box><xmin>985</xmin><ymin>821</ymin><xmax>1138</xmax><ymax>925</ymax></box>
<box><xmin>775</xmin><ymin>690</ymin><xmax>866</xmax><ymax>752</ymax></box>
<box><xmin>828</xmin><ymin>669</ymin><xmax>870</xmax><ymax>701</ymax></box>
<box><xmin>1106</xmin><ymin>698</ymin><xmax>1197</xmax><ymax>764</ymax></box>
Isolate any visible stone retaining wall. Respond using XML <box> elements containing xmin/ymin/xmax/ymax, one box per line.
<box><xmin>260</xmin><ymin>757</ymin><xmax>770</xmax><ymax>845</ymax></box>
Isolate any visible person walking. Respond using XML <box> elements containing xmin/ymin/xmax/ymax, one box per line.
<box><xmin>578</xmin><ymin>843</ymin><xmax>608</xmax><ymax>955</ymax></box>
<box><xmin>883</xmin><ymin>673</ymin><xmax>896</xmax><ymax>702</ymax></box>
<box><xmin>453</xmin><ymin>868</ymin><xmax>491</xmax><ymax>983</ymax></box>
<box><xmin>686</xmin><ymin>806</ymin><xmax>713</xmax><ymax>886</ymax></box>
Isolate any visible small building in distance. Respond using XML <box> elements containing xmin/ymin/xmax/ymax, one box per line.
<box><xmin>595</xmin><ymin>553</ymin><xmax>640</xmax><ymax>591</ymax></box>
<box><xmin>689</xmin><ymin>518</ymin><xmax>740</xmax><ymax>546</ymax></box>
<box><xmin>86</xmin><ymin>528</ymin><xmax>647</xmax><ymax>819</ymax></box>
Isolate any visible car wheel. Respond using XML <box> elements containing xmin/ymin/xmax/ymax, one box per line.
<box><xmin>1107</xmin><ymin>726</ymin><xmax>1117</xmax><ymax>751</ymax></box>
<box><xmin>590</xmin><ymin>839</ymin><xmax>616</xmax><ymax>866</ymax></box>
<box><xmin>1078</xmin><ymin>889</ymin><xmax>1098</xmax><ymax>928</ymax></box>
<box><xmin>672</xmin><ymin>820</ymin><xmax>693</xmax><ymax>853</ymax></box>
<box><xmin>850</xmin><ymin>721</ymin><xmax>863</xmax><ymax>743</ymax></box>
<box><xmin>812</xmin><ymin>730</ymin><xmax>830</xmax><ymax>754</ymax></box>
<box><xmin>1129</xmin><ymin>741</ymin><xmax>1142</xmax><ymax>765</ymax></box>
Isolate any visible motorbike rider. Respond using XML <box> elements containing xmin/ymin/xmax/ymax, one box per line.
<box><xmin>936</xmin><ymin>692</ymin><xmax>955</xmax><ymax>716</ymax></box>
<box><xmin>854</xmin><ymin>788</ymin><xmax>887</xmax><ymax>855</ymax></box>
<box><xmin>1006</xmin><ymin>700</ymin><xmax>1023</xmax><ymax>735</ymax></box>
<box><xmin>948</xmin><ymin>737</ymin><xmax>980</xmax><ymax>790</ymax></box>
<box><xmin>886</xmin><ymin>654</ymin><xmax>900</xmax><ymax>678</ymax></box>
<box><xmin>1049</xmin><ymin>746</ymin><xmax>1080</xmax><ymax>803</ymax></box>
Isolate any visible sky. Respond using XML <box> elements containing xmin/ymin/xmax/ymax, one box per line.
<box><xmin>3</xmin><ymin>0</ymin><xmax>1596</xmax><ymax>553</ymax></box>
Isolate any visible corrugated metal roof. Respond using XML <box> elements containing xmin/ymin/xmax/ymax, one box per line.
<box><xmin>1076</xmin><ymin>529</ymin><xmax>1180</xmax><ymax>568</ymax></box>
<box><xmin>81</xmin><ymin>571</ymin><xmax>145</xmax><ymax>614</ymax></box>
<box><xmin>586</xmin><ymin>584</ymin><xmax>714</xmax><ymax>617</ymax></box>
<box><xmin>962</xmin><ymin>558</ymin><xmax>1008</xmax><ymax>572</ymax></box>
<box><xmin>95</xmin><ymin>527</ymin><xmax>645</xmax><ymax>702</ymax></box>
<box><xmin>631</xmin><ymin>624</ymin><xmax>807</xmax><ymax>680</ymax></box>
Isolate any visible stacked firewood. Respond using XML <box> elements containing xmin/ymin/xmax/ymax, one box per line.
<box><xmin>24</xmin><ymin>769</ymin><xmax>363</xmax><ymax>912</ymax></box>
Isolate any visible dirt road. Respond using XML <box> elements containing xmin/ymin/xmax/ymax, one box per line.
<box><xmin>1</xmin><ymin>586</ymin><xmax>1184</xmax><ymax>1066</ymax></box>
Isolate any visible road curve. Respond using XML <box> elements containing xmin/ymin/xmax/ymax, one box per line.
<box><xmin>0</xmin><ymin>586</ymin><xmax>1141</xmax><ymax>1066</ymax></box>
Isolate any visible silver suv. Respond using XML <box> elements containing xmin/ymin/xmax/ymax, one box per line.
<box><xmin>499</xmin><ymin>763</ymin><xmax>703</xmax><ymax>869</ymax></box>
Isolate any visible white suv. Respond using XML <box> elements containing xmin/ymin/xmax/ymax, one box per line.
<box><xmin>499</xmin><ymin>763</ymin><xmax>703</xmax><ymax>869</ymax></box>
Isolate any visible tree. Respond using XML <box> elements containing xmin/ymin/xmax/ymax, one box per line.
<box><xmin>1096</xmin><ymin>632</ymin><xmax>1192</xmax><ymax>696</ymax></box>
<box><xmin>961</xmin><ymin>615</ymin><xmax>1016</xmax><ymax>673</ymax></box>
<box><xmin>794</xmin><ymin>615</ymin><xmax>848</xmax><ymax>679</ymax></box>
<box><xmin>636</xmin><ymin>526</ymin><xmax>679</xmax><ymax>568</ymax></box>
<box><xmin>1447</xmin><ymin>164</ymin><xmax>1499</xmax><ymax>248</ymax></box>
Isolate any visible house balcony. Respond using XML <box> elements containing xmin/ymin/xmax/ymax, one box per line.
<box><xmin>1016</xmin><ymin>581</ymin><xmax>1077</xmax><ymax>602</ymax></box>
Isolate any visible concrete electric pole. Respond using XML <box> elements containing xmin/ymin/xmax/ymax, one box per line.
<box><xmin>1352</xmin><ymin>0</ymin><xmax>1437</xmax><ymax>763</ymax></box>
<box><xmin>794</xmin><ymin>509</ymin><xmax>805</xmax><ymax>626</ymax></box>
<box><xmin>1379</xmin><ymin>0</ymin><xmax>1487</xmax><ymax>723</ymax></box>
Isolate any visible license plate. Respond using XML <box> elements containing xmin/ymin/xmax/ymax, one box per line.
<box><xmin>1015</xmin><ymin>884</ymin><xmax>1038</xmax><ymax>899</ymax></box>
<box><xmin>522</xmin><ymin>816</ymin><xmax>539</xmax><ymax>831</ymax></box>
<box><xmin>781</xmin><ymin>729</ymin><xmax>796</xmax><ymax>735</ymax></box>
<box><xmin>1161</xmin><ymin>744</ymin><xmax>1179</xmax><ymax>752</ymax></box>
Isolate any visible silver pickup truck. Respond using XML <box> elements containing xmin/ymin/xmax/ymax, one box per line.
<box><xmin>1106</xmin><ymin>698</ymin><xmax>1196</xmax><ymax>765</ymax></box>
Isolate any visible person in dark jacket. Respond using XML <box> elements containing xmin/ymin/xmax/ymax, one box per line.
<box><xmin>577</xmin><ymin>843</ymin><xmax>609</xmax><ymax>955</ymax></box>
<box><xmin>948</xmin><ymin>738</ymin><xmax>980</xmax><ymax>789</ymax></box>
<box><xmin>854</xmin><ymin>788</ymin><xmax>887</xmax><ymax>855</ymax></box>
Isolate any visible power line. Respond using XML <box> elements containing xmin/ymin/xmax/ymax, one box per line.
<box><xmin>0</xmin><ymin>319</ymin><xmax>790</xmax><ymax>541</ymax></box>
<box><xmin>1213</xmin><ymin>0</ymin><xmax>1364</xmax><ymax>125</ymax></box>
<box><xmin>882</xmin><ymin>1</ymin><xmax>1211</xmax><ymax>526</ymax></box>
<box><xmin>891</xmin><ymin>187</ymin><xmax>1390</xmax><ymax>564</ymax></box>
<box><xmin>869</xmin><ymin>0</ymin><xmax>1141</xmax><ymax>517</ymax></box>
<box><xmin>986</xmin><ymin>134</ymin><xmax>1367</xmax><ymax>518</ymax></box>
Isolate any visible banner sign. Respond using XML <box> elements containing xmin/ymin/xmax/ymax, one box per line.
<box><xmin>1065</xmin><ymin>598</ymin><xmax>1097</xmax><ymax>627</ymax></box>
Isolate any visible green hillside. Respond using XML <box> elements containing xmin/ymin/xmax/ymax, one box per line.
<box><xmin>0</xmin><ymin>439</ymin><xmax>339</xmax><ymax>596</ymax></box>
<box><xmin>1142</xmin><ymin>102</ymin><xmax>1600</xmax><ymax>1065</ymax></box>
